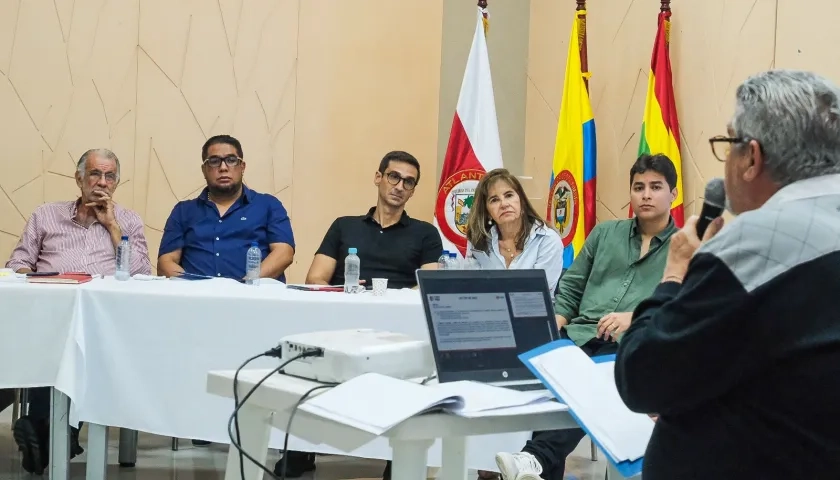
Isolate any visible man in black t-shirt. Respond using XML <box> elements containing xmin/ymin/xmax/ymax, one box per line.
<box><xmin>276</xmin><ymin>151</ymin><xmax>442</xmax><ymax>479</ymax></box>
<box><xmin>305</xmin><ymin>150</ymin><xmax>442</xmax><ymax>289</ymax></box>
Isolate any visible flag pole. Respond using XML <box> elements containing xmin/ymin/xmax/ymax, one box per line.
<box><xmin>479</xmin><ymin>0</ymin><xmax>489</xmax><ymax>36</ymax></box>
<box><xmin>576</xmin><ymin>0</ymin><xmax>590</xmax><ymax>93</ymax></box>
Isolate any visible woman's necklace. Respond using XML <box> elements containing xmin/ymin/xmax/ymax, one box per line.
<box><xmin>500</xmin><ymin>240</ymin><xmax>519</xmax><ymax>260</ymax></box>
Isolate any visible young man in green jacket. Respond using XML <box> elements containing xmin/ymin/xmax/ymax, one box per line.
<box><xmin>488</xmin><ymin>153</ymin><xmax>680</xmax><ymax>480</ymax></box>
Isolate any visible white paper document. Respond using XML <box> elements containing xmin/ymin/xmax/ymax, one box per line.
<box><xmin>527</xmin><ymin>347</ymin><xmax>653</xmax><ymax>463</ymax></box>
<box><xmin>297</xmin><ymin>373</ymin><xmax>556</xmax><ymax>435</ymax></box>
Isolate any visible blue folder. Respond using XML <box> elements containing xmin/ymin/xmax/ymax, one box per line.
<box><xmin>519</xmin><ymin>339</ymin><xmax>645</xmax><ymax>478</ymax></box>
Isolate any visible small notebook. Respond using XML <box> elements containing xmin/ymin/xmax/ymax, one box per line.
<box><xmin>26</xmin><ymin>272</ymin><xmax>93</xmax><ymax>284</ymax></box>
<box><xmin>297</xmin><ymin>372</ymin><xmax>554</xmax><ymax>435</ymax></box>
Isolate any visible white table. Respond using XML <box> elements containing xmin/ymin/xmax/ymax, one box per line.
<box><xmin>207</xmin><ymin>369</ymin><xmax>591</xmax><ymax>480</ymax></box>
<box><xmin>1</xmin><ymin>277</ymin><xmax>535</xmax><ymax>477</ymax></box>
<box><xmin>0</xmin><ymin>280</ymin><xmax>81</xmax><ymax>480</ymax></box>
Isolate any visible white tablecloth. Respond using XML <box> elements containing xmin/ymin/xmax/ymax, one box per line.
<box><xmin>0</xmin><ymin>282</ymin><xmax>79</xmax><ymax>388</ymax></box>
<box><xmin>1</xmin><ymin>277</ymin><xmax>531</xmax><ymax>470</ymax></box>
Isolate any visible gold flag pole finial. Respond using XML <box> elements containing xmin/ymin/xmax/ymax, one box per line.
<box><xmin>661</xmin><ymin>0</ymin><xmax>672</xmax><ymax>13</ymax></box>
<box><xmin>478</xmin><ymin>0</ymin><xmax>489</xmax><ymax>36</ymax></box>
<box><xmin>576</xmin><ymin>0</ymin><xmax>590</xmax><ymax>92</ymax></box>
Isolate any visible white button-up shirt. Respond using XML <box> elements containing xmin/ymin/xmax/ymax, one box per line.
<box><xmin>467</xmin><ymin>222</ymin><xmax>564</xmax><ymax>291</ymax></box>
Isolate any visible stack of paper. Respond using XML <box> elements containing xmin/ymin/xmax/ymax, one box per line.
<box><xmin>522</xmin><ymin>342</ymin><xmax>653</xmax><ymax>464</ymax></box>
<box><xmin>297</xmin><ymin>372</ymin><xmax>555</xmax><ymax>435</ymax></box>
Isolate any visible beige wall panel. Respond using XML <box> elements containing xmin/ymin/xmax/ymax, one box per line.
<box><xmin>54</xmin><ymin>0</ymin><xmax>74</xmax><ymax>41</ymax></box>
<box><xmin>50</xmin><ymin>81</ymin><xmax>112</xmax><ymax>178</ymax></box>
<box><xmin>0</xmin><ymin>1</ymin><xmax>21</xmax><ymax>75</ymax></box>
<box><xmin>231</xmin><ymin>0</ymin><xmax>293</xmax><ymax>97</ymax></box>
<box><xmin>83</xmin><ymin>1</ymin><xmax>140</xmax><ymax>141</ymax></box>
<box><xmin>9</xmin><ymin>0</ymin><xmax>74</xmax><ymax>149</ymax></box>
<box><xmin>218</xmin><ymin>0</ymin><xmax>244</xmax><ymax>57</ymax></box>
<box><xmin>43</xmin><ymin>173</ymin><xmax>80</xmax><ymax>205</ymax></box>
<box><xmin>290</xmin><ymin>0</ymin><xmax>444</xmax><ymax>281</ymax></box>
<box><xmin>525</xmin><ymin>0</ymin><xmax>777</xmax><ymax>222</ymax></box>
<box><xmin>0</xmin><ymin>79</ymin><xmax>50</xmax><ymax>195</ymax></box>
<box><xmin>11</xmin><ymin>177</ymin><xmax>45</xmax><ymax>222</ymax></box>
<box><xmin>66</xmin><ymin>0</ymin><xmax>107</xmax><ymax>87</ymax></box>
<box><xmin>137</xmin><ymin>0</ymin><xmax>191</xmax><ymax>86</ymax></box>
<box><xmin>134</xmin><ymin>51</ymin><xmax>206</xmax><ymax>217</ymax></box>
<box><xmin>776</xmin><ymin>0</ymin><xmax>840</xmax><ymax>76</ymax></box>
<box><xmin>0</xmin><ymin>188</ymin><xmax>26</xmax><ymax>240</ymax></box>
<box><xmin>0</xmin><ymin>232</ymin><xmax>20</xmax><ymax>261</ymax></box>
<box><xmin>233</xmin><ymin>94</ymin><xmax>276</xmax><ymax>196</ymax></box>
<box><xmin>180</xmin><ymin>4</ymin><xmax>238</xmax><ymax>136</ymax></box>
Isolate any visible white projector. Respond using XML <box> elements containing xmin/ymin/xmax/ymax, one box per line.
<box><xmin>279</xmin><ymin>329</ymin><xmax>434</xmax><ymax>383</ymax></box>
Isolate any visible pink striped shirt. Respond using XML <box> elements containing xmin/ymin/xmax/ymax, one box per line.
<box><xmin>6</xmin><ymin>200</ymin><xmax>152</xmax><ymax>276</ymax></box>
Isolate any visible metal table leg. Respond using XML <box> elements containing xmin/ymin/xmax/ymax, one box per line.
<box><xmin>118</xmin><ymin>429</ymin><xmax>138</xmax><ymax>467</ymax></box>
<box><xmin>86</xmin><ymin>424</ymin><xmax>109</xmax><ymax>480</ymax></box>
<box><xmin>49</xmin><ymin>388</ymin><xmax>70</xmax><ymax>480</ymax></box>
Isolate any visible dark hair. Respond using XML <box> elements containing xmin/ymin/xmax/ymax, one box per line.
<box><xmin>466</xmin><ymin>168</ymin><xmax>545</xmax><ymax>253</ymax></box>
<box><xmin>378</xmin><ymin>151</ymin><xmax>421</xmax><ymax>183</ymax></box>
<box><xmin>202</xmin><ymin>135</ymin><xmax>243</xmax><ymax>160</ymax></box>
<box><xmin>629</xmin><ymin>153</ymin><xmax>678</xmax><ymax>190</ymax></box>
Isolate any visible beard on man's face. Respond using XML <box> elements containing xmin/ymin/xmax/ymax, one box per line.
<box><xmin>208</xmin><ymin>180</ymin><xmax>242</xmax><ymax>197</ymax></box>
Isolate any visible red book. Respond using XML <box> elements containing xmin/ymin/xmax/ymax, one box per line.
<box><xmin>26</xmin><ymin>272</ymin><xmax>93</xmax><ymax>284</ymax></box>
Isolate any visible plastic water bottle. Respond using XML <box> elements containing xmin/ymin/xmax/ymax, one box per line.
<box><xmin>437</xmin><ymin>250</ymin><xmax>450</xmax><ymax>270</ymax></box>
<box><xmin>344</xmin><ymin>248</ymin><xmax>361</xmax><ymax>293</ymax></box>
<box><xmin>115</xmin><ymin>235</ymin><xmax>131</xmax><ymax>281</ymax></box>
<box><xmin>447</xmin><ymin>252</ymin><xmax>461</xmax><ymax>270</ymax></box>
<box><xmin>245</xmin><ymin>242</ymin><xmax>261</xmax><ymax>286</ymax></box>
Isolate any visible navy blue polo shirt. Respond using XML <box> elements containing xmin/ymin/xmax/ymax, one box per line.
<box><xmin>159</xmin><ymin>186</ymin><xmax>295</xmax><ymax>281</ymax></box>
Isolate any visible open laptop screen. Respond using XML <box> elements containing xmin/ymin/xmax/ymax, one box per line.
<box><xmin>416</xmin><ymin>269</ymin><xmax>559</xmax><ymax>383</ymax></box>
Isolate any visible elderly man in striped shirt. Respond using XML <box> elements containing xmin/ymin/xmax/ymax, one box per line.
<box><xmin>4</xmin><ymin>148</ymin><xmax>151</xmax><ymax>474</ymax></box>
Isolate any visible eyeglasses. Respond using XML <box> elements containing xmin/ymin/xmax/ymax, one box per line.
<box><xmin>384</xmin><ymin>171</ymin><xmax>417</xmax><ymax>190</ymax></box>
<box><xmin>709</xmin><ymin>135</ymin><xmax>756</xmax><ymax>162</ymax></box>
<box><xmin>203</xmin><ymin>155</ymin><xmax>242</xmax><ymax>168</ymax></box>
<box><xmin>88</xmin><ymin>170</ymin><xmax>118</xmax><ymax>183</ymax></box>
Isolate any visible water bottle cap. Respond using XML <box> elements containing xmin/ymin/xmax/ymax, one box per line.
<box><xmin>121</xmin><ymin>235</ymin><xmax>128</xmax><ymax>240</ymax></box>
<box><xmin>449</xmin><ymin>253</ymin><xmax>457</xmax><ymax>258</ymax></box>
<box><xmin>251</xmin><ymin>241</ymin><xmax>258</xmax><ymax>247</ymax></box>
<box><xmin>442</xmin><ymin>250</ymin><xmax>449</xmax><ymax>255</ymax></box>
<box><xmin>348</xmin><ymin>247</ymin><xmax>357</xmax><ymax>254</ymax></box>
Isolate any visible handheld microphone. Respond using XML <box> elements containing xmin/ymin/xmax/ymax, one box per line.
<box><xmin>696</xmin><ymin>178</ymin><xmax>726</xmax><ymax>238</ymax></box>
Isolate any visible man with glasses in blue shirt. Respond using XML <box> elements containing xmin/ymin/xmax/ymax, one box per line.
<box><xmin>157</xmin><ymin>134</ymin><xmax>295</xmax><ymax>284</ymax></box>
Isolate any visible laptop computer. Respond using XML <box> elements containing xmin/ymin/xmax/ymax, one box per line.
<box><xmin>416</xmin><ymin>269</ymin><xmax>560</xmax><ymax>391</ymax></box>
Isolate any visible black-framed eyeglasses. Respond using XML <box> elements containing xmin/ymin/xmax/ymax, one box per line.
<box><xmin>203</xmin><ymin>155</ymin><xmax>242</xmax><ymax>168</ymax></box>
<box><xmin>709</xmin><ymin>135</ymin><xmax>755</xmax><ymax>162</ymax></box>
<box><xmin>385</xmin><ymin>171</ymin><xmax>417</xmax><ymax>190</ymax></box>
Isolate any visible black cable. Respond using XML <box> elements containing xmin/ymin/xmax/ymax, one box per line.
<box><xmin>279</xmin><ymin>383</ymin><xmax>337</xmax><ymax>480</ymax></box>
<box><xmin>227</xmin><ymin>349</ymin><xmax>320</xmax><ymax>480</ymax></box>
<box><xmin>232</xmin><ymin>352</ymin><xmax>271</xmax><ymax>480</ymax></box>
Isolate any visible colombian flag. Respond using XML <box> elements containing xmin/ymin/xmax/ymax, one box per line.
<box><xmin>546</xmin><ymin>10</ymin><xmax>596</xmax><ymax>268</ymax></box>
<box><xmin>636</xmin><ymin>11</ymin><xmax>684</xmax><ymax>226</ymax></box>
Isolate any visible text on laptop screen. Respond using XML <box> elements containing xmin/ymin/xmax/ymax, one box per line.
<box><xmin>427</xmin><ymin>292</ymin><xmax>548</xmax><ymax>351</ymax></box>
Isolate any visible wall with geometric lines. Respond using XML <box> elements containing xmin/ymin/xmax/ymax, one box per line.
<box><xmin>0</xmin><ymin>0</ymin><xmax>835</xmax><ymax>282</ymax></box>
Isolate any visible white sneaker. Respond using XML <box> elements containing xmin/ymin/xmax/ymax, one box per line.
<box><xmin>494</xmin><ymin>452</ymin><xmax>544</xmax><ymax>480</ymax></box>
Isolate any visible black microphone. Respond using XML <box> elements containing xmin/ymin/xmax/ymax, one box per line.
<box><xmin>696</xmin><ymin>178</ymin><xmax>726</xmax><ymax>238</ymax></box>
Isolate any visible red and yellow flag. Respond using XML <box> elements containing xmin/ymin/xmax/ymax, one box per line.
<box><xmin>635</xmin><ymin>11</ymin><xmax>684</xmax><ymax>226</ymax></box>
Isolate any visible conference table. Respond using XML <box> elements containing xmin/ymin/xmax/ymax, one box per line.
<box><xmin>0</xmin><ymin>276</ymin><xmax>533</xmax><ymax>480</ymax></box>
